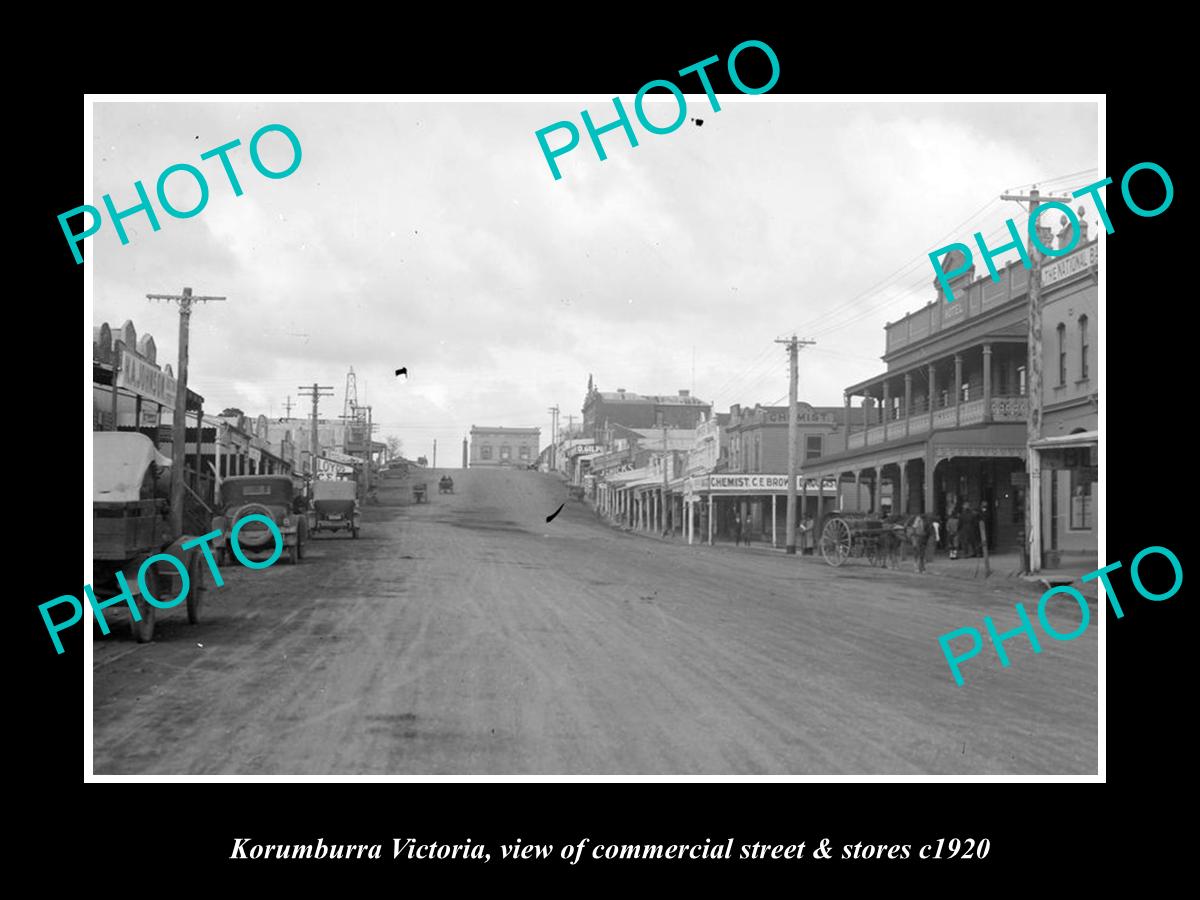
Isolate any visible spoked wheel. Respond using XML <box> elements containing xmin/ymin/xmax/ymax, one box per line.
<box><xmin>131</xmin><ymin>565</ymin><xmax>158</xmax><ymax>643</ymax></box>
<box><xmin>186</xmin><ymin>550</ymin><xmax>206</xmax><ymax>625</ymax></box>
<box><xmin>820</xmin><ymin>518</ymin><xmax>852</xmax><ymax>567</ymax></box>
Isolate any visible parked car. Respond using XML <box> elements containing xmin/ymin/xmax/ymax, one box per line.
<box><xmin>312</xmin><ymin>479</ymin><xmax>360</xmax><ymax>538</ymax></box>
<box><xmin>211</xmin><ymin>475</ymin><xmax>307</xmax><ymax>565</ymax></box>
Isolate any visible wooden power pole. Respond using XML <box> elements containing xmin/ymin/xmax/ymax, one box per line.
<box><xmin>298</xmin><ymin>383</ymin><xmax>335</xmax><ymax>482</ymax></box>
<box><xmin>147</xmin><ymin>286</ymin><xmax>226</xmax><ymax>535</ymax></box>
<box><xmin>775</xmin><ymin>334</ymin><xmax>815</xmax><ymax>555</ymax></box>
<box><xmin>1000</xmin><ymin>185</ymin><xmax>1072</xmax><ymax>574</ymax></box>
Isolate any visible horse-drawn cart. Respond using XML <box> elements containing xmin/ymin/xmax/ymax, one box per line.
<box><xmin>818</xmin><ymin>512</ymin><xmax>887</xmax><ymax>567</ymax></box>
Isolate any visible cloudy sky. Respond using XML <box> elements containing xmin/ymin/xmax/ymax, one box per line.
<box><xmin>91</xmin><ymin>99</ymin><xmax>1098</xmax><ymax>458</ymax></box>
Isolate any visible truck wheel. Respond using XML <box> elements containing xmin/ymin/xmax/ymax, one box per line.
<box><xmin>186</xmin><ymin>551</ymin><xmax>206</xmax><ymax>625</ymax></box>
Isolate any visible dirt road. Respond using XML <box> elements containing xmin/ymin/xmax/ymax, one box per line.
<box><xmin>92</xmin><ymin>467</ymin><xmax>1097</xmax><ymax>774</ymax></box>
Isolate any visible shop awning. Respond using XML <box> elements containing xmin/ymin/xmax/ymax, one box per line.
<box><xmin>1030</xmin><ymin>431</ymin><xmax>1098</xmax><ymax>448</ymax></box>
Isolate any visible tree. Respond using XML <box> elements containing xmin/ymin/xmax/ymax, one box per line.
<box><xmin>386</xmin><ymin>435</ymin><xmax>403</xmax><ymax>460</ymax></box>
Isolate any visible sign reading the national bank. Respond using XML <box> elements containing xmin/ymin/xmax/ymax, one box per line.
<box><xmin>1041</xmin><ymin>243</ymin><xmax>1098</xmax><ymax>288</ymax></box>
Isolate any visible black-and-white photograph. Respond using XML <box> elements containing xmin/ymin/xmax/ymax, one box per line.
<box><xmin>85</xmin><ymin>96</ymin><xmax>1101</xmax><ymax>776</ymax></box>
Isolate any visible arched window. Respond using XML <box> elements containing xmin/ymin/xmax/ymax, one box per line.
<box><xmin>1057</xmin><ymin>323</ymin><xmax>1067</xmax><ymax>386</ymax></box>
<box><xmin>1079</xmin><ymin>315</ymin><xmax>1089</xmax><ymax>379</ymax></box>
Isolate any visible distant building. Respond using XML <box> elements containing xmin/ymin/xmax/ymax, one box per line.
<box><xmin>470</xmin><ymin>426</ymin><xmax>540</xmax><ymax>467</ymax></box>
<box><xmin>582</xmin><ymin>375</ymin><xmax>711</xmax><ymax>441</ymax></box>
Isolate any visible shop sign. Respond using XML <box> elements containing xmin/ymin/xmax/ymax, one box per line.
<box><xmin>1041</xmin><ymin>243</ymin><xmax>1098</xmax><ymax>288</ymax></box>
<box><xmin>116</xmin><ymin>349</ymin><xmax>177</xmax><ymax>407</ymax></box>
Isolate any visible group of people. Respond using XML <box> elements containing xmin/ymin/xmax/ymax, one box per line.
<box><xmin>944</xmin><ymin>501</ymin><xmax>987</xmax><ymax>560</ymax></box>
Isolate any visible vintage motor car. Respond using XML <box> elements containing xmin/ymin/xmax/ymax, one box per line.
<box><xmin>211</xmin><ymin>475</ymin><xmax>307</xmax><ymax>565</ymax></box>
<box><xmin>312</xmin><ymin>479</ymin><xmax>360</xmax><ymax>539</ymax></box>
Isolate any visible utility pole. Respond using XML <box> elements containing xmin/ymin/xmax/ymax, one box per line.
<box><xmin>283</xmin><ymin>395</ymin><xmax>294</xmax><ymax>417</ymax></box>
<box><xmin>433</xmin><ymin>438</ymin><xmax>437</xmax><ymax>469</ymax></box>
<box><xmin>147</xmin><ymin>286</ymin><xmax>226</xmax><ymax>535</ymax></box>
<box><xmin>1000</xmin><ymin>185</ymin><xmax>1073</xmax><ymax>574</ymax></box>
<box><xmin>661</xmin><ymin>423</ymin><xmax>670</xmax><ymax>536</ymax></box>
<box><xmin>547</xmin><ymin>405</ymin><xmax>559</xmax><ymax>470</ymax></box>
<box><xmin>462</xmin><ymin>436</ymin><xmax>468</xmax><ymax>469</ymax></box>
<box><xmin>362</xmin><ymin>405</ymin><xmax>374</xmax><ymax>493</ymax></box>
<box><xmin>298</xmin><ymin>382</ymin><xmax>335</xmax><ymax>484</ymax></box>
<box><xmin>775</xmin><ymin>334</ymin><xmax>816</xmax><ymax>554</ymax></box>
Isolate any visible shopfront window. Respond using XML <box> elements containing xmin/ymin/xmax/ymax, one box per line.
<box><xmin>1070</xmin><ymin>471</ymin><xmax>1093</xmax><ymax>530</ymax></box>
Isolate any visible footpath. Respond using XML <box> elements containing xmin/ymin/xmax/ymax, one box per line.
<box><xmin>593</xmin><ymin>503</ymin><xmax>1100</xmax><ymax>601</ymax></box>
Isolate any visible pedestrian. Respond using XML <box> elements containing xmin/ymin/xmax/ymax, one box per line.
<box><xmin>909</xmin><ymin>512</ymin><xmax>929</xmax><ymax>572</ymax></box>
<box><xmin>733</xmin><ymin>510</ymin><xmax>742</xmax><ymax>546</ymax></box>
<box><xmin>947</xmin><ymin>508</ymin><xmax>960</xmax><ymax>560</ymax></box>
<box><xmin>960</xmin><ymin>502</ymin><xmax>979</xmax><ymax>557</ymax></box>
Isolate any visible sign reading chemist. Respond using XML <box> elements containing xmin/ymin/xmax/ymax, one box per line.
<box><xmin>704</xmin><ymin>474</ymin><xmax>839</xmax><ymax>492</ymax></box>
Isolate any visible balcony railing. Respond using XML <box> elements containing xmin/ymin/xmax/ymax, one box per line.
<box><xmin>841</xmin><ymin>394</ymin><xmax>1028</xmax><ymax>450</ymax></box>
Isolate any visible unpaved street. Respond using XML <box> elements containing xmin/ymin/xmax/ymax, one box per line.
<box><xmin>93</xmin><ymin>468</ymin><xmax>1097</xmax><ymax>775</ymax></box>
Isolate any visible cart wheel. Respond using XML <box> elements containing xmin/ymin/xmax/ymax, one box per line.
<box><xmin>820</xmin><ymin>518</ymin><xmax>852</xmax><ymax>568</ymax></box>
<box><xmin>131</xmin><ymin>569</ymin><xmax>157</xmax><ymax>643</ymax></box>
<box><xmin>186</xmin><ymin>551</ymin><xmax>206</xmax><ymax>625</ymax></box>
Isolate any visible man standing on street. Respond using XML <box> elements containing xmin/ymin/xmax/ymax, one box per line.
<box><xmin>909</xmin><ymin>513</ymin><xmax>929</xmax><ymax>573</ymax></box>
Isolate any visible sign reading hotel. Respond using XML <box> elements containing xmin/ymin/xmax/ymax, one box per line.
<box><xmin>1041</xmin><ymin>243</ymin><xmax>1098</xmax><ymax>288</ymax></box>
<box><xmin>116</xmin><ymin>349</ymin><xmax>177</xmax><ymax>407</ymax></box>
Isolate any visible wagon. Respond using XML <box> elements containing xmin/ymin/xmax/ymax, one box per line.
<box><xmin>412</xmin><ymin>483</ymin><xmax>427</xmax><ymax>503</ymax></box>
<box><xmin>818</xmin><ymin>512</ymin><xmax>888</xmax><ymax>567</ymax></box>
<box><xmin>93</xmin><ymin>432</ymin><xmax>209</xmax><ymax>643</ymax></box>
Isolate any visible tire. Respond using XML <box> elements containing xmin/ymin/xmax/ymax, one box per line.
<box><xmin>186</xmin><ymin>551</ymin><xmax>206</xmax><ymax>625</ymax></box>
